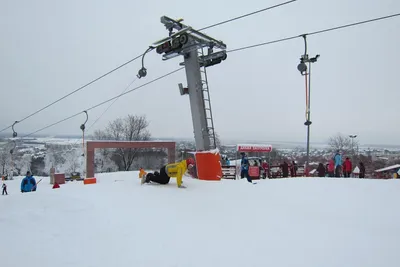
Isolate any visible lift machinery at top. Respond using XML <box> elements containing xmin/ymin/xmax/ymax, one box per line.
<box><xmin>151</xmin><ymin>16</ymin><xmax>227</xmax><ymax>151</ymax></box>
<box><xmin>154</xmin><ymin>16</ymin><xmax>227</xmax><ymax>64</ymax></box>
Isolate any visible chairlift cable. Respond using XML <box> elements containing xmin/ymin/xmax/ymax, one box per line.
<box><xmin>2</xmin><ymin>9</ymin><xmax>398</xmax><ymax>139</ymax></box>
<box><xmin>226</xmin><ymin>12</ymin><xmax>400</xmax><ymax>53</ymax></box>
<box><xmin>198</xmin><ymin>0</ymin><xmax>297</xmax><ymax>31</ymax></box>
<box><xmin>87</xmin><ymin>77</ymin><xmax>138</xmax><ymax>132</ymax></box>
<box><xmin>0</xmin><ymin>54</ymin><xmax>143</xmax><ymax>134</ymax></box>
<box><xmin>20</xmin><ymin>68</ymin><xmax>183</xmax><ymax>138</ymax></box>
<box><xmin>0</xmin><ymin>1</ymin><xmax>297</xmax><ymax>133</ymax></box>
<box><xmin>38</xmin><ymin>76</ymin><xmax>139</xmax><ymax>159</ymax></box>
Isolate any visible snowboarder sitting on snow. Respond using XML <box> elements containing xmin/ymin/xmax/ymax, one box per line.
<box><xmin>21</xmin><ymin>171</ymin><xmax>37</xmax><ymax>193</ymax></box>
<box><xmin>2</xmin><ymin>183</ymin><xmax>7</xmax><ymax>195</ymax></box>
<box><xmin>141</xmin><ymin>158</ymin><xmax>195</xmax><ymax>188</ymax></box>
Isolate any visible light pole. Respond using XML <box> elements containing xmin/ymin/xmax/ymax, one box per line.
<box><xmin>297</xmin><ymin>35</ymin><xmax>320</xmax><ymax>174</ymax></box>
<box><xmin>349</xmin><ymin>134</ymin><xmax>357</xmax><ymax>161</ymax></box>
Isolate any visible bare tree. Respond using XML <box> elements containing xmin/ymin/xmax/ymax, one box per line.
<box><xmin>45</xmin><ymin>144</ymin><xmax>67</xmax><ymax>170</ymax></box>
<box><xmin>132</xmin><ymin>149</ymin><xmax>167</xmax><ymax>170</ymax></box>
<box><xmin>14</xmin><ymin>153</ymin><xmax>32</xmax><ymax>175</ymax></box>
<box><xmin>0</xmin><ymin>148</ymin><xmax>10</xmax><ymax>175</ymax></box>
<box><xmin>94</xmin><ymin>148</ymin><xmax>118</xmax><ymax>173</ymax></box>
<box><xmin>269</xmin><ymin>149</ymin><xmax>283</xmax><ymax>164</ymax></box>
<box><xmin>328</xmin><ymin>133</ymin><xmax>358</xmax><ymax>155</ymax></box>
<box><xmin>30</xmin><ymin>156</ymin><xmax>46</xmax><ymax>176</ymax></box>
<box><xmin>93</xmin><ymin>115</ymin><xmax>151</xmax><ymax>171</ymax></box>
<box><xmin>66</xmin><ymin>152</ymin><xmax>80</xmax><ymax>173</ymax></box>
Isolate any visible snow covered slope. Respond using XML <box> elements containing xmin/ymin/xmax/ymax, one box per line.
<box><xmin>1</xmin><ymin>173</ymin><xmax>399</xmax><ymax>267</ymax></box>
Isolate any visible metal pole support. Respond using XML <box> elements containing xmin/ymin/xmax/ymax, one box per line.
<box><xmin>183</xmin><ymin>47</ymin><xmax>211</xmax><ymax>151</ymax></box>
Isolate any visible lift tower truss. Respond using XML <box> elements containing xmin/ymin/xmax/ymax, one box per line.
<box><xmin>153</xmin><ymin>16</ymin><xmax>227</xmax><ymax>151</ymax></box>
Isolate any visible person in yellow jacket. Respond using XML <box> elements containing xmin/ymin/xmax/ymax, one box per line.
<box><xmin>138</xmin><ymin>168</ymin><xmax>147</xmax><ymax>179</ymax></box>
<box><xmin>141</xmin><ymin>158</ymin><xmax>195</xmax><ymax>188</ymax></box>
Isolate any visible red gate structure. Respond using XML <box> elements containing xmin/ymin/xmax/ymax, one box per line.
<box><xmin>85</xmin><ymin>141</ymin><xmax>176</xmax><ymax>178</ymax></box>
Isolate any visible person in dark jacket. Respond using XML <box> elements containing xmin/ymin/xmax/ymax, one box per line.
<box><xmin>317</xmin><ymin>163</ymin><xmax>326</xmax><ymax>177</ymax></box>
<box><xmin>240</xmin><ymin>153</ymin><xmax>252</xmax><ymax>183</ymax></box>
<box><xmin>292</xmin><ymin>161</ymin><xmax>298</xmax><ymax>177</ymax></box>
<box><xmin>2</xmin><ymin>183</ymin><xmax>7</xmax><ymax>195</ymax></box>
<box><xmin>289</xmin><ymin>161</ymin><xmax>298</xmax><ymax>177</ymax></box>
<box><xmin>21</xmin><ymin>171</ymin><xmax>37</xmax><ymax>193</ymax></box>
<box><xmin>281</xmin><ymin>161</ymin><xmax>289</xmax><ymax>178</ymax></box>
<box><xmin>359</xmin><ymin>162</ymin><xmax>366</xmax><ymax>178</ymax></box>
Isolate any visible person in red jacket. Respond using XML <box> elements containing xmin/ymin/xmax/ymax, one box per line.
<box><xmin>261</xmin><ymin>161</ymin><xmax>269</xmax><ymax>179</ymax></box>
<box><xmin>328</xmin><ymin>159</ymin><xmax>335</xmax><ymax>177</ymax></box>
<box><xmin>343</xmin><ymin>157</ymin><xmax>352</xmax><ymax>177</ymax></box>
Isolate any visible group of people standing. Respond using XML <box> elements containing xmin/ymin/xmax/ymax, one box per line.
<box><xmin>278</xmin><ymin>161</ymin><xmax>298</xmax><ymax>178</ymax></box>
<box><xmin>239</xmin><ymin>150</ymin><xmax>367</xmax><ymax>180</ymax></box>
<box><xmin>239</xmin><ymin>153</ymin><xmax>299</xmax><ymax>181</ymax></box>
<box><xmin>316</xmin><ymin>150</ymin><xmax>366</xmax><ymax>178</ymax></box>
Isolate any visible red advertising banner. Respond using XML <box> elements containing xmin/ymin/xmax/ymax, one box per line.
<box><xmin>237</xmin><ymin>144</ymin><xmax>272</xmax><ymax>153</ymax></box>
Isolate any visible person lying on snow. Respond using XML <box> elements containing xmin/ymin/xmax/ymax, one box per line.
<box><xmin>141</xmin><ymin>158</ymin><xmax>195</xmax><ymax>188</ymax></box>
<box><xmin>21</xmin><ymin>171</ymin><xmax>37</xmax><ymax>193</ymax></box>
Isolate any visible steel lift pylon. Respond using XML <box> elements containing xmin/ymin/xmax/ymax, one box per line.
<box><xmin>151</xmin><ymin>16</ymin><xmax>227</xmax><ymax>151</ymax></box>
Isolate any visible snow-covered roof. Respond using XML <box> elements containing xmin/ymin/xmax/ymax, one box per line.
<box><xmin>187</xmin><ymin>148</ymin><xmax>220</xmax><ymax>155</ymax></box>
<box><xmin>374</xmin><ymin>164</ymin><xmax>400</xmax><ymax>173</ymax></box>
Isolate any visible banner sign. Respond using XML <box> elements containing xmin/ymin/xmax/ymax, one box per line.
<box><xmin>237</xmin><ymin>144</ymin><xmax>272</xmax><ymax>153</ymax></box>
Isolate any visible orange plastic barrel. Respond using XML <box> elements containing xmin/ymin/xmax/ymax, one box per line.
<box><xmin>195</xmin><ymin>151</ymin><xmax>222</xmax><ymax>181</ymax></box>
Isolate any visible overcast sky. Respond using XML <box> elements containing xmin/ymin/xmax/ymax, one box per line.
<box><xmin>1</xmin><ymin>0</ymin><xmax>399</xmax><ymax>146</ymax></box>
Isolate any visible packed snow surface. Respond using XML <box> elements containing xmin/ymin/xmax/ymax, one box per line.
<box><xmin>1</xmin><ymin>173</ymin><xmax>399</xmax><ymax>267</ymax></box>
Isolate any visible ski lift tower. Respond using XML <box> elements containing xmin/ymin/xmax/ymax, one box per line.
<box><xmin>153</xmin><ymin>16</ymin><xmax>227</xmax><ymax>151</ymax></box>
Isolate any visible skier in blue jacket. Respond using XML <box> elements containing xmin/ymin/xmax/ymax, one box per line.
<box><xmin>240</xmin><ymin>152</ymin><xmax>252</xmax><ymax>183</ymax></box>
<box><xmin>334</xmin><ymin>151</ymin><xmax>342</xmax><ymax>167</ymax></box>
<box><xmin>21</xmin><ymin>171</ymin><xmax>37</xmax><ymax>193</ymax></box>
<box><xmin>334</xmin><ymin>151</ymin><xmax>342</xmax><ymax>177</ymax></box>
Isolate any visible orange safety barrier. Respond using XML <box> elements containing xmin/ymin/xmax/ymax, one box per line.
<box><xmin>84</xmin><ymin>177</ymin><xmax>97</xmax><ymax>185</ymax></box>
<box><xmin>195</xmin><ymin>150</ymin><xmax>222</xmax><ymax>181</ymax></box>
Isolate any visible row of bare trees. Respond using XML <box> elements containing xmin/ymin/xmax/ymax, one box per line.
<box><xmin>0</xmin><ymin>143</ymin><xmax>36</xmax><ymax>177</ymax></box>
<box><xmin>328</xmin><ymin>133</ymin><xmax>360</xmax><ymax>155</ymax></box>
<box><xmin>92</xmin><ymin>114</ymin><xmax>167</xmax><ymax>172</ymax></box>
